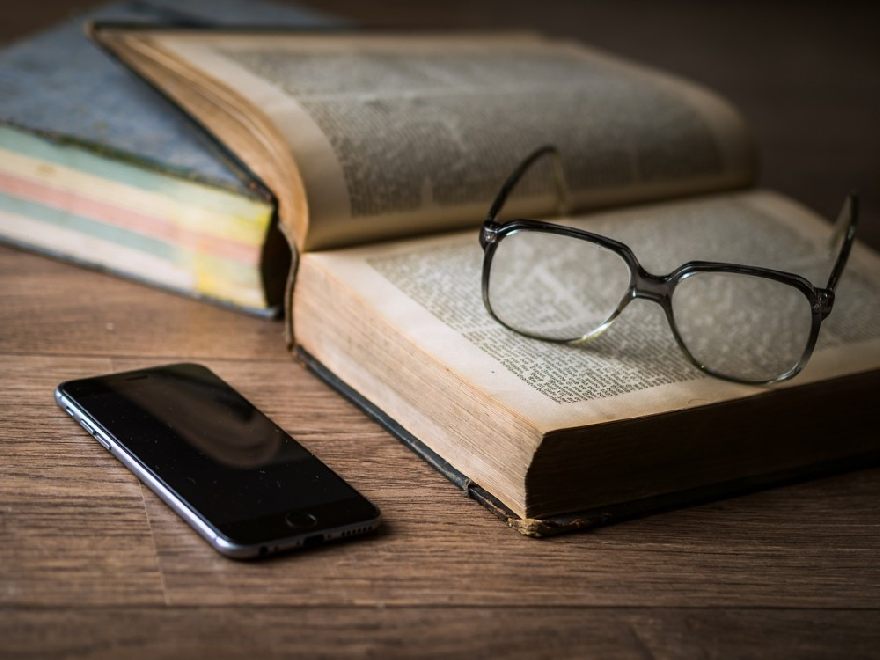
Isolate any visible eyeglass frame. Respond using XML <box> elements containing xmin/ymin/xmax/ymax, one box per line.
<box><xmin>479</xmin><ymin>145</ymin><xmax>859</xmax><ymax>385</ymax></box>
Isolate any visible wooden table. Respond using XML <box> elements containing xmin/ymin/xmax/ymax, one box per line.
<box><xmin>3</xmin><ymin>2</ymin><xmax>879</xmax><ymax>657</ymax></box>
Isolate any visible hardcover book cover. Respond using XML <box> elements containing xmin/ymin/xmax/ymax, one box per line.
<box><xmin>0</xmin><ymin>0</ymin><xmax>335</xmax><ymax>192</ymax></box>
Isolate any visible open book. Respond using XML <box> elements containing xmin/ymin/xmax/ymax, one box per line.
<box><xmin>96</xmin><ymin>28</ymin><xmax>880</xmax><ymax>534</ymax></box>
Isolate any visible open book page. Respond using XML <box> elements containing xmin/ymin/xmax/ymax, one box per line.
<box><xmin>301</xmin><ymin>190</ymin><xmax>880</xmax><ymax>434</ymax></box>
<box><xmin>100</xmin><ymin>30</ymin><xmax>755</xmax><ymax>251</ymax></box>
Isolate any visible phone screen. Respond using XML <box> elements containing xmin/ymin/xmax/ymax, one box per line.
<box><xmin>58</xmin><ymin>364</ymin><xmax>379</xmax><ymax>550</ymax></box>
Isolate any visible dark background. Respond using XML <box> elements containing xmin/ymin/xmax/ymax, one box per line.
<box><xmin>3</xmin><ymin>0</ymin><xmax>878</xmax><ymax>247</ymax></box>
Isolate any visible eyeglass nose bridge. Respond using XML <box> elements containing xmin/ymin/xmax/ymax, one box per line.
<box><xmin>631</xmin><ymin>268</ymin><xmax>674</xmax><ymax>307</ymax></box>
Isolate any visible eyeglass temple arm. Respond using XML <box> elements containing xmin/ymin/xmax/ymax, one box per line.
<box><xmin>825</xmin><ymin>192</ymin><xmax>859</xmax><ymax>293</ymax></box>
<box><xmin>485</xmin><ymin>145</ymin><xmax>572</xmax><ymax>225</ymax></box>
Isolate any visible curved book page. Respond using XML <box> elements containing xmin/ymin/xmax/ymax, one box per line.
<box><xmin>95</xmin><ymin>30</ymin><xmax>755</xmax><ymax>252</ymax></box>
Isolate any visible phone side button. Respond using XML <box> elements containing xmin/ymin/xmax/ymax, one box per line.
<box><xmin>82</xmin><ymin>421</ymin><xmax>110</xmax><ymax>449</ymax></box>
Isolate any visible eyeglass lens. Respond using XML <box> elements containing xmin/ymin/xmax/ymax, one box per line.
<box><xmin>487</xmin><ymin>229</ymin><xmax>631</xmax><ymax>341</ymax></box>
<box><xmin>672</xmin><ymin>271</ymin><xmax>814</xmax><ymax>382</ymax></box>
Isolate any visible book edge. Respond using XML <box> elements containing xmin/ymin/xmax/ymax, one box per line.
<box><xmin>298</xmin><ymin>348</ymin><xmax>880</xmax><ymax>537</ymax></box>
<box><xmin>0</xmin><ymin>119</ymin><xmax>262</xmax><ymax>201</ymax></box>
<box><xmin>1</xmin><ymin>234</ymin><xmax>281</xmax><ymax>319</ymax></box>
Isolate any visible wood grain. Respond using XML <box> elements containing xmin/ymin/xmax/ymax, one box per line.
<box><xmin>3</xmin><ymin>607</ymin><xmax>879</xmax><ymax>659</ymax></box>
<box><xmin>143</xmin><ymin>460</ymin><xmax>880</xmax><ymax>609</ymax></box>
<box><xmin>0</xmin><ymin>356</ymin><xmax>165</xmax><ymax>606</ymax></box>
<box><xmin>3</xmin><ymin>1</ymin><xmax>880</xmax><ymax>655</ymax></box>
<box><xmin>0</xmin><ymin>248</ymin><xmax>288</xmax><ymax>360</ymax></box>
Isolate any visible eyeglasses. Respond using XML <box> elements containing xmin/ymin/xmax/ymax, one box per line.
<box><xmin>479</xmin><ymin>146</ymin><xmax>859</xmax><ymax>384</ymax></box>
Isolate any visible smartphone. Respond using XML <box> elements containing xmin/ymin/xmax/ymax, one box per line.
<box><xmin>55</xmin><ymin>363</ymin><xmax>380</xmax><ymax>559</ymax></box>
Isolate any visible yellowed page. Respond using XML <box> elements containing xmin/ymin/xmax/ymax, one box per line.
<box><xmin>301</xmin><ymin>190</ymin><xmax>880</xmax><ymax>434</ymax></box>
<box><xmin>107</xmin><ymin>31</ymin><xmax>755</xmax><ymax>251</ymax></box>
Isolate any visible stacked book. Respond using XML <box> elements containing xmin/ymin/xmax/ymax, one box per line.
<box><xmin>0</xmin><ymin>0</ymin><xmax>334</xmax><ymax>314</ymax></box>
<box><xmin>4</xmin><ymin>2</ymin><xmax>879</xmax><ymax>534</ymax></box>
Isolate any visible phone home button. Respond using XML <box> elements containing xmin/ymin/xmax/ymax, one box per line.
<box><xmin>284</xmin><ymin>511</ymin><xmax>317</xmax><ymax>530</ymax></box>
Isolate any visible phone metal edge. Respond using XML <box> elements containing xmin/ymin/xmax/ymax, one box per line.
<box><xmin>54</xmin><ymin>386</ymin><xmax>381</xmax><ymax>559</ymax></box>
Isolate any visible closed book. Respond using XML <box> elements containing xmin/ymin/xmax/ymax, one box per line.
<box><xmin>0</xmin><ymin>0</ymin><xmax>336</xmax><ymax>314</ymax></box>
